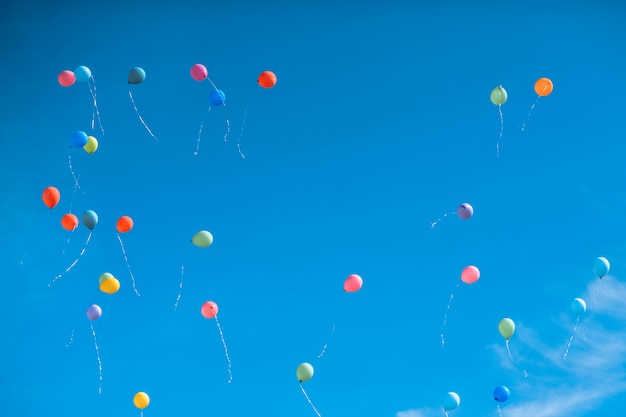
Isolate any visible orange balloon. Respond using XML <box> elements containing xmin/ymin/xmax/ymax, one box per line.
<box><xmin>116</xmin><ymin>216</ymin><xmax>133</xmax><ymax>233</ymax></box>
<box><xmin>42</xmin><ymin>186</ymin><xmax>60</xmax><ymax>209</ymax></box>
<box><xmin>534</xmin><ymin>77</ymin><xmax>553</xmax><ymax>96</ymax></box>
<box><xmin>61</xmin><ymin>213</ymin><xmax>79</xmax><ymax>231</ymax></box>
<box><xmin>257</xmin><ymin>71</ymin><xmax>277</xmax><ymax>88</ymax></box>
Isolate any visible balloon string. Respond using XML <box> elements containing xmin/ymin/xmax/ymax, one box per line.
<box><xmin>215</xmin><ymin>316</ymin><xmax>233</xmax><ymax>383</ymax></box>
<box><xmin>497</xmin><ymin>104</ymin><xmax>504</xmax><ymax>158</ymax></box>
<box><xmin>195</xmin><ymin>106</ymin><xmax>212</xmax><ymax>156</ymax></box>
<box><xmin>68</xmin><ymin>154</ymin><xmax>86</xmax><ymax>196</ymax></box>
<box><xmin>88</xmin><ymin>76</ymin><xmax>104</xmax><ymax>135</ymax></box>
<box><xmin>300</xmin><ymin>384</ymin><xmax>322</xmax><ymax>417</ymax></box>
<box><xmin>237</xmin><ymin>106</ymin><xmax>248</xmax><ymax>159</ymax></box>
<box><xmin>174</xmin><ymin>265</ymin><xmax>184</xmax><ymax>310</ymax></box>
<box><xmin>49</xmin><ymin>231</ymin><xmax>93</xmax><ymax>287</ymax></box>
<box><xmin>317</xmin><ymin>323</ymin><xmax>336</xmax><ymax>358</ymax></box>
<box><xmin>66</xmin><ymin>329</ymin><xmax>74</xmax><ymax>348</ymax></box>
<box><xmin>497</xmin><ymin>404</ymin><xmax>503</xmax><ymax>417</ymax></box>
<box><xmin>117</xmin><ymin>234</ymin><xmax>140</xmax><ymax>296</ymax></box>
<box><xmin>90</xmin><ymin>322</ymin><xmax>103</xmax><ymax>394</ymax></box>
<box><xmin>223</xmin><ymin>118</ymin><xmax>231</xmax><ymax>142</ymax></box>
<box><xmin>505</xmin><ymin>339</ymin><xmax>513</xmax><ymax>360</ymax></box>
<box><xmin>430</xmin><ymin>211</ymin><xmax>456</xmax><ymax>228</ymax></box>
<box><xmin>128</xmin><ymin>90</ymin><xmax>159</xmax><ymax>142</ymax></box>
<box><xmin>207</xmin><ymin>76</ymin><xmax>218</xmax><ymax>91</ymax></box>
<box><xmin>520</xmin><ymin>96</ymin><xmax>540</xmax><ymax>132</ymax></box>
<box><xmin>443</xmin><ymin>410</ymin><xmax>449</xmax><ymax>417</ymax></box>
<box><xmin>440</xmin><ymin>282</ymin><xmax>459</xmax><ymax>347</ymax></box>
<box><xmin>563</xmin><ymin>316</ymin><xmax>581</xmax><ymax>360</ymax></box>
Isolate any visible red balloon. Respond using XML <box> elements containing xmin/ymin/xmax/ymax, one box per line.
<box><xmin>61</xmin><ymin>213</ymin><xmax>79</xmax><ymax>231</ymax></box>
<box><xmin>58</xmin><ymin>70</ymin><xmax>76</xmax><ymax>87</ymax></box>
<box><xmin>201</xmin><ymin>301</ymin><xmax>218</xmax><ymax>318</ymax></box>
<box><xmin>257</xmin><ymin>71</ymin><xmax>277</xmax><ymax>88</ymax></box>
<box><xmin>116</xmin><ymin>216</ymin><xmax>133</xmax><ymax>233</ymax></box>
<box><xmin>42</xmin><ymin>186</ymin><xmax>60</xmax><ymax>209</ymax></box>
<box><xmin>343</xmin><ymin>274</ymin><xmax>363</xmax><ymax>292</ymax></box>
<box><xmin>461</xmin><ymin>265</ymin><xmax>480</xmax><ymax>284</ymax></box>
<box><xmin>190</xmin><ymin>64</ymin><xmax>208</xmax><ymax>81</ymax></box>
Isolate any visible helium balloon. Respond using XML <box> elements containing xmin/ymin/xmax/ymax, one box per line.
<box><xmin>133</xmin><ymin>392</ymin><xmax>150</xmax><ymax>409</ymax></box>
<box><xmin>442</xmin><ymin>391</ymin><xmax>460</xmax><ymax>411</ymax></box>
<box><xmin>490</xmin><ymin>85</ymin><xmax>507</xmax><ymax>105</ymax></box>
<box><xmin>296</xmin><ymin>362</ymin><xmax>314</xmax><ymax>382</ymax></box>
<box><xmin>258</xmin><ymin>70</ymin><xmax>277</xmax><ymax>88</ymax></box>
<box><xmin>100</xmin><ymin>277</ymin><xmax>120</xmax><ymax>294</ymax></box>
<box><xmin>201</xmin><ymin>301</ymin><xmax>218</xmax><ymax>318</ymax></box>
<box><xmin>74</xmin><ymin>66</ymin><xmax>92</xmax><ymax>82</ymax></box>
<box><xmin>344</xmin><ymin>274</ymin><xmax>363</xmax><ymax>292</ymax></box>
<box><xmin>61</xmin><ymin>213</ymin><xmax>79</xmax><ymax>231</ymax></box>
<box><xmin>116</xmin><ymin>216</ymin><xmax>133</xmax><ymax>233</ymax></box>
<box><xmin>493</xmin><ymin>385</ymin><xmax>510</xmax><ymax>402</ymax></box>
<box><xmin>42</xmin><ymin>186</ymin><xmax>60</xmax><ymax>209</ymax></box>
<box><xmin>209</xmin><ymin>89</ymin><xmax>225</xmax><ymax>106</ymax></box>
<box><xmin>58</xmin><ymin>70</ymin><xmax>76</xmax><ymax>87</ymax></box>
<box><xmin>192</xmin><ymin>230</ymin><xmax>213</xmax><ymax>248</ymax></box>
<box><xmin>461</xmin><ymin>265</ymin><xmax>480</xmax><ymax>284</ymax></box>
<box><xmin>99</xmin><ymin>272</ymin><xmax>114</xmax><ymax>284</ymax></box>
<box><xmin>84</xmin><ymin>136</ymin><xmax>98</xmax><ymax>154</ymax></box>
<box><xmin>457</xmin><ymin>203</ymin><xmax>473</xmax><ymax>220</ymax></box>
<box><xmin>82</xmin><ymin>210</ymin><xmax>98</xmax><ymax>230</ymax></box>
<box><xmin>498</xmin><ymin>318</ymin><xmax>515</xmax><ymax>340</ymax></box>
<box><xmin>593</xmin><ymin>256</ymin><xmax>610</xmax><ymax>278</ymax></box>
<box><xmin>86</xmin><ymin>304</ymin><xmax>102</xmax><ymax>321</ymax></box>
<box><xmin>128</xmin><ymin>67</ymin><xmax>146</xmax><ymax>84</ymax></box>
<box><xmin>570</xmin><ymin>298</ymin><xmax>586</xmax><ymax>315</ymax></box>
<box><xmin>534</xmin><ymin>77</ymin><xmax>553</xmax><ymax>96</ymax></box>
<box><xmin>70</xmin><ymin>131</ymin><xmax>88</xmax><ymax>148</ymax></box>
<box><xmin>190</xmin><ymin>64</ymin><xmax>208</xmax><ymax>81</ymax></box>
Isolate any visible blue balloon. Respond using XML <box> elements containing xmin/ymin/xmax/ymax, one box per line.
<box><xmin>82</xmin><ymin>210</ymin><xmax>98</xmax><ymax>230</ymax></box>
<box><xmin>570</xmin><ymin>298</ymin><xmax>586</xmax><ymax>315</ymax></box>
<box><xmin>70</xmin><ymin>131</ymin><xmax>88</xmax><ymax>148</ymax></box>
<box><xmin>442</xmin><ymin>392</ymin><xmax>460</xmax><ymax>411</ymax></box>
<box><xmin>209</xmin><ymin>89</ymin><xmax>225</xmax><ymax>106</ymax></box>
<box><xmin>74</xmin><ymin>66</ymin><xmax>92</xmax><ymax>82</ymax></box>
<box><xmin>128</xmin><ymin>67</ymin><xmax>146</xmax><ymax>84</ymax></box>
<box><xmin>493</xmin><ymin>386</ymin><xmax>510</xmax><ymax>402</ymax></box>
<box><xmin>593</xmin><ymin>256</ymin><xmax>610</xmax><ymax>278</ymax></box>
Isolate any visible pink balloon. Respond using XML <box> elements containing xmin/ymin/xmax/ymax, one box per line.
<box><xmin>343</xmin><ymin>274</ymin><xmax>363</xmax><ymax>292</ymax></box>
<box><xmin>201</xmin><ymin>301</ymin><xmax>218</xmax><ymax>318</ymax></box>
<box><xmin>457</xmin><ymin>203</ymin><xmax>473</xmax><ymax>220</ymax></box>
<box><xmin>58</xmin><ymin>70</ymin><xmax>76</xmax><ymax>87</ymax></box>
<box><xmin>461</xmin><ymin>265</ymin><xmax>480</xmax><ymax>284</ymax></box>
<box><xmin>190</xmin><ymin>64</ymin><xmax>208</xmax><ymax>81</ymax></box>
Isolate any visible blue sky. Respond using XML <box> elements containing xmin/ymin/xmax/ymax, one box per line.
<box><xmin>1</xmin><ymin>1</ymin><xmax>626</xmax><ymax>416</ymax></box>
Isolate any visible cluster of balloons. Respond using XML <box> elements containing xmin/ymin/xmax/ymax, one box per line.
<box><xmin>69</xmin><ymin>130</ymin><xmax>99</xmax><ymax>154</ymax></box>
<box><xmin>489</xmin><ymin>77</ymin><xmax>554</xmax><ymax>107</ymax></box>
<box><xmin>57</xmin><ymin>66</ymin><xmax>93</xmax><ymax>87</ymax></box>
<box><xmin>99</xmin><ymin>272</ymin><xmax>121</xmax><ymax>294</ymax></box>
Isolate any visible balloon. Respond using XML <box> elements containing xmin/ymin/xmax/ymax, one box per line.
<box><xmin>490</xmin><ymin>85</ymin><xmax>507</xmax><ymax>105</ymax></box>
<box><xmin>442</xmin><ymin>391</ymin><xmax>460</xmax><ymax>411</ymax></box>
<box><xmin>201</xmin><ymin>301</ymin><xmax>219</xmax><ymax>318</ymax></box>
<box><xmin>571</xmin><ymin>298</ymin><xmax>587</xmax><ymax>315</ymax></box>
<box><xmin>192</xmin><ymin>230</ymin><xmax>213</xmax><ymax>248</ymax></box>
<box><xmin>74</xmin><ymin>66</ymin><xmax>92</xmax><ymax>82</ymax></box>
<box><xmin>82</xmin><ymin>210</ymin><xmax>98</xmax><ymax>230</ymax></box>
<box><xmin>70</xmin><ymin>131</ymin><xmax>88</xmax><ymax>148</ymax></box>
<box><xmin>461</xmin><ymin>265</ymin><xmax>480</xmax><ymax>284</ymax></box>
<box><xmin>457</xmin><ymin>203</ymin><xmax>473</xmax><ymax>220</ymax></box>
<box><xmin>296</xmin><ymin>362</ymin><xmax>314</xmax><ymax>383</ymax></box>
<box><xmin>209</xmin><ymin>89</ymin><xmax>225</xmax><ymax>106</ymax></box>
<box><xmin>133</xmin><ymin>392</ymin><xmax>150</xmax><ymax>409</ymax></box>
<box><xmin>42</xmin><ymin>186</ymin><xmax>60</xmax><ymax>209</ymax></box>
<box><xmin>344</xmin><ymin>274</ymin><xmax>363</xmax><ymax>292</ymax></box>
<box><xmin>99</xmin><ymin>272</ymin><xmax>114</xmax><ymax>284</ymax></box>
<box><xmin>593</xmin><ymin>256</ymin><xmax>610</xmax><ymax>278</ymax></box>
<box><xmin>190</xmin><ymin>64</ymin><xmax>208</xmax><ymax>81</ymax></box>
<box><xmin>86</xmin><ymin>304</ymin><xmax>102</xmax><ymax>321</ymax></box>
<box><xmin>116</xmin><ymin>216</ymin><xmax>133</xmax><ymax>233</ymax></box>
<box><xmin>258</xmin><ymin>71</ymin><xmax>277</xmax><ymax>88</ymax></box>
<box><xmin>128</xmin><ymin>67</ymin><xmax>146</xmax><ymax>84</ymax></box>
<box><xmin>58</xmin><ymin>70</ymin><xmax>76</xmax><ymax>87</ymax></box>
<box><xmin>498</xmin><ymin>318</ymin><xmax>515</xmax><ymax>340</ymax></box>
<box><xmin>61</xmin><ymin>213</ymin><xmax>79</xmax><ymax>231</ymax></box>
<box><xmin>534</xmin><ymin>77</ymin><xmax>553</xmax><ymax>96</ymax></box>
<box><xmin>84</xmin><ymin>136</ymin><xmax>98</xmax><ymax>154</ymax></box>
<box><xmin>493</xmin><ymin>385</ymin><xmax>510</xmax><ymax>402</ymax></box>
<box><xmin>100</xmin><ymin>277</ymin><xmax>120</xmax><ymax>294</ymax></box>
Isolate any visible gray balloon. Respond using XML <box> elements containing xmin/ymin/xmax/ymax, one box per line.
<box><xmin>82</xmin><ymin>210</ymin><xmax>98</xmax><ymax>230</ymax></box>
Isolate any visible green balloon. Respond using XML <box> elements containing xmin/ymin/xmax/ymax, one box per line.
<box><xmin>490</xmin><ymin>85</ymin><xmax>508</xmax><ymax>105</ymax></box>
<box><xmin>296</xmin><ymin>362</ymin><xmax>314</xmax><ymax>383</ymax></box>
<box><xmin>99</xmin><ymin>272</ymin><xmax>114</xmax><ymax>284</ymax></box>
<box><xmin>498</xmin><ymin>318</ymin><xmax>515</xmax><ymax>340</ymax></box>
<box><xmin>192</xmin><ymin>230</ymin><xmax>213</xmax><ymax>248</ymax></box>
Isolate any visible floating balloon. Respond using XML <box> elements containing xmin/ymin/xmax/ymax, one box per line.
<box><xmin>343</xmin><ymin>274</ymin><xmax>363</xmax><ymax>292</ymax></box>
<box><xmin>493</xmin><ymin>385</ymin><xmax>510</xmax><ymax>402</ymax></box>
<box><xmin>84</xmin><ymin>136</ymin><xmax>98</xmax><ymax>154</ymax></box>
<box><xmin>190</xmin><ymin>64</ymin><xmax>208</xmax><ymax>81</ymax></box>
<box><xmin>192</xmin><ymin>230</ymin><xmax>213</xmax><ymax>248</ymax></box>
<box><xmin>442</xmin><ymin>391</ymin><xmax>460</xmax><ymax>412</ymax></box>
<box><xmin>571</xmin><ymin>298</ymin><xmax>587</xmax><ymax>315</ymax></box>
<box><xmin>42</xmin><ymin>186</ymin><xmax>60</xmax><ymax>209</ymax></box>
<box><xmin>201</xmin><ymin>300</ymin><xmax>232</xmax><ymax>382</ymax></box>
<box><xmin>534</xmin><ymin>77</ymin><xmax>553</xmax><ymax>96</ymax></box>
<box><xmin>128</xmin><ymin>67</ymin><xmax>146</xmax><ymax>84</ymax></box>
<box><xmin>201</xmin><ymin>301</ymin><xmax>218</xmax><ymax>318</ymax></box>
<box><xmin>100</xmin><ymin>277</ymin><xmax>120</xmax><ymax>294</ymax></box>
<box><xmin>74</xmin><ymin>66</ymin><xmax>92</xmax><ymax>82</ymax></box>
<box><xmin>61</xmin><ymin>213</ymin><xmax>79</xmax><ymax>231</ymax></box>
<box><xmin>209</xmin><ymin>89</ymin><xmax>226</xmax><ymax>106</ymax></box>
<box><xmin>498</xmin><ymin>318</ymin><xmax>515</xmax><ymax>340</ymax></box>
<box><xmin>593</xmin><ymin>256</ymin><xmax>610</xmax><ymax>278</ymax></box>
<box><xmin>70</xmin><ymin>131</ymin><xmax>89</xmax><ymax>148</ymax></box>
<box><xmin>58</xmin><ymin>70</ymin><xmax>76</xmax><ymax>87</ymax></box>
<box><xmin>86</xmin><ymin>304</ymin><xmax>102</xmax><ymax>320</ymax></box>
<box><xmin>133</xmin><ymin>392</ymin><xmax>150</xmax><ymax>409</ymax></box>
<box><xmin>461</xmin><ymin>265</ymin><xmax>480</xmax><ymax>284</ymax></box>
<box><xmin>99</xmin><ymin>272</ymin><xmax>114</xmax><ymax>284</ymax></box>
<box><xmin>117</xmin><ymin>216</ymin><xmax>133</xmax><ymax>233</ymax></box>
<box><xmin>258</xmin><ymin>71</ymin><xmax>277</xmax><ymax>88</ymax></box>
<box><xmin>457</xmin><ymin>203</ymin><xmax>473</xmax><ymax>220</ymax></box>
<box><xmin>490</xmin><ymin>85</ymin><xmax>507</xmax><ymax>105</ymax></box>
<box><xmin>296</xmin><ymin>362</ymin><xmax>314</xmax><ymax>383</ymax></box>
<box><xmin>82</xmin><ymin>210</ymin><xmax>98</xmax><ymax>230</ymax></box>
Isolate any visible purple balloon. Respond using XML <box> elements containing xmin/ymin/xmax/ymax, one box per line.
<box><xmin>457</xmin><ymin>203</ymin><xmax>473</xmax><ymax>220</ymax></box>
<box><xmin>86</xmin><ymin>304</ymin><xmax>102</xmax><ymax>321</ymax></box>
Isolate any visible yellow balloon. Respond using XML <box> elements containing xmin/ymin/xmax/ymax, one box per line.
<box><xmin>133</xmin><ymin>392</ymin><xmax>150</xmax><ymax>409</ymax></box>
<box><xmin>99</xmin><ymin>277</ymin><xmax>120</xmax><ymax>294</ymax></box>
<box><xmin>84</xmin><ymin>136</ymin><xmax>98</xmax><ymax>154</ymax></box>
